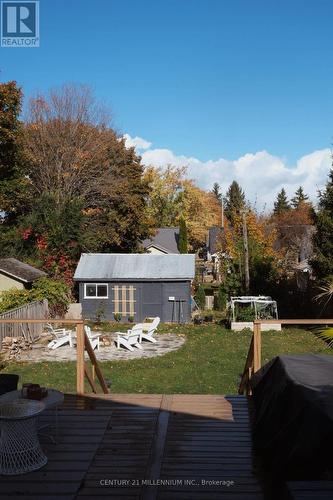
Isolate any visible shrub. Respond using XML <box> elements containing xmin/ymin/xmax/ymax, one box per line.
<box><xmin>214</xmin><ymin>284</ymin><xmax>227</xmax><ymax>311</ymax></box>
<box><xmin>0</xmin><ymin>289</ymin><xmax>30</xmax><ymax>314</ymax></box>
<box><xmin>94</xmin><ymin>302</ymin><xmax>106</xmax><ymax>324</ymax></box>
<box><xmin>30</xmin><ymin>278</ymin><xmax>71</xmax><ymax>317</ymax></box>
<box><xmin>314</xmin><ymin>327</ymin><xmax>333</xmax><ymax>348</ymax></box>
<box><xmin>235</xmin><ymin>305</ymin><xmax>255</xmax><ymax>322</ymax></box>
<box><xmin>114</xmin><ymin>312</ymin><xmax>122</xmax><ymax>322</ymax></box>
<box><xmin>128</xmin><ymin>315</ymin><xmax>134</xmax><ymax>323</ymax></box>
<box><xmin>0</xmin><ymin>278</ymin><xmax>71</xmax><ymax>317</ymax></box>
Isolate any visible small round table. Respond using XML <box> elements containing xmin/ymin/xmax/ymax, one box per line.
<box><xmin>0</xmin><ymin>400</ymin><xmax>47</xmax><ymax>475</ymax></box>
<box><xmin>0</xmin><ymin>389</ymin><xmax>64</xmax><ymax>443</ymax></box>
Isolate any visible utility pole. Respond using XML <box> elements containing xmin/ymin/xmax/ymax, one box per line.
<box><xmin>242</xmin><ymin>210</ymin><xmax>250</xmax><ymax>294</ymax></box>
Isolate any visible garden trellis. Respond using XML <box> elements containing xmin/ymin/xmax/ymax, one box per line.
<box><xmin>229</xmin><ymin>296</ymin><xmax>278</xmax><ymax>322</ymax></box>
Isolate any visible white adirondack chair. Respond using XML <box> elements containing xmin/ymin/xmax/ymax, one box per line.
<box><xmin>71</xmin><ymin>326</ymin><xmax>101</xmax><ymax>350</ymax></box>
<box><xmin>84</xmin><ymin>325</ymin><xmax>101</xmax><ymax>351</ymax></box>
<box><xmin>139</xmin><ymin>317</ymin><xmax>160</xmax><ymax>344</ymax></box>
<box><xmin>46</xmin><ymin>323</ymin><xmax>73</xmax><ymax>349</ymax></box>
<box><xmin>116</xmin><ymin>324</ymin><xmax>143</xmax><ymax>351</ymax></box>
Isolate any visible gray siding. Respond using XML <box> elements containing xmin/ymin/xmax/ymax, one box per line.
<box><xmin>79</xmin><ymin>281</ymin><xmax>191</xmax><ymax>323</ymax></box>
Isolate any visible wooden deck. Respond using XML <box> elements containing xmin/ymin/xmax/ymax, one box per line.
<box><xmin>0</xmin><ymin>394</ymin><xmax>263</xmax><ymax>500</ymax></box>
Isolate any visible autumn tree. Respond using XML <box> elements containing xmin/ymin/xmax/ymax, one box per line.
<box><xmin>273</xmin><ymin>201</ymin><xmax>314</xmax><ymax>271</ymax></box>
<box><xmin>273</xmin><ymin>188</ymin><xmax>290</xmax><ymax>215</ymax></box>
<box><xmin>144</xmin><ymin>165</ymin><xmax>220</xmax><ymax>250</ymax></box>
<box><xmin>180</xmin><ymin>180</ymin><xmax>221</xmax><ymax>249</ymax></box>
<box><xmin>144</xmin><ymin>165</ymin><xmax>185</xmax><ymax>227</ymax></box>
<box><xmin>21</xmin><ymin>85</ymin><xmax>150</xmax><ymax>256</ymax></box>
<box><xmin>224</xmin><ymin>210</ymin><xmax>279</xmax><ymax>294</ymax></box>
<box><xmin>224</xmin><ymin>181</ymin><xmax>245</xmax><ymax>225</ymax></box>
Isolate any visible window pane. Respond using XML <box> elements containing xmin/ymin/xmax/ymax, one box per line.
<box><xmin>86</xmin><ymin>285</ymin><xmax>96</xmax><ymax>297</ymax></box>
<box><xmin>97</xmin><ymin>285</ymin><xmax>108</xmax><ymax>297</ymax></box>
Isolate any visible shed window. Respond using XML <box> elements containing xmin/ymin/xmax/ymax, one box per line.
<box><xmin>84</xmin><ymin>283</ymin><xmax>108</xmax><ymax>299</ymax></box>
<box><xmin>112</xmin><ymin>285</ymin><xmax>136</xmax><ymax>316</ymax></box>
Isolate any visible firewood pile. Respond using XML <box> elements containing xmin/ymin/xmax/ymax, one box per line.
<box><xmin>101</xmin><ymin>335</ymin><xmax>112</xmax><ymax>347</ymax></box>
<box><xmin>1</xmin><ymin>336</ymin><xmax>33</xmax><ymax>360</ymax></box>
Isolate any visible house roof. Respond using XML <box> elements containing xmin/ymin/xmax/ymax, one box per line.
<box><xmin>142</xmin><ymin>228</ymin><xmax>180</xmax><ymax>254</ymax></box>
<box><xmin>74</xmin><ymin>253</ymin><xmax>195</xmax><ymax>281</ymax></box>
<box><xmin>208</xmin><ymin>226</ymin><xmax>224</xmax><ymax>255</ymax></box>
<box><xmin>0</xmin><ymin>258</ymin><xmax>47</xmax><ymax>283</ymax></box>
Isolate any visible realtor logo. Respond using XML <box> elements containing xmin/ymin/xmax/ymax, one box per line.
<box><xmin>1</xmin><ymin>1</ymin><xmax>39</xmax><ymax>47</ymax></box>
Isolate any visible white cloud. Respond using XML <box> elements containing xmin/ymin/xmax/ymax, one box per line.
<box><xmin>124</xmin><ymin>134</ymin><xmax>332</xmax><ymax>210</ymax></box>
<box><xmin>123</xmin><ymin>134</ymin><xmax>151</xmax><ymax>150</ymax></box>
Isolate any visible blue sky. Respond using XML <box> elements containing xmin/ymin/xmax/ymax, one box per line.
<box><xmin>1</xmin><ymin>0</ymin><xmax>333</xmax><ymax>206</ymax></box>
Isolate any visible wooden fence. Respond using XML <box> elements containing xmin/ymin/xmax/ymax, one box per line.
<box><xmin>238</xmin><ymin>319</ymin><xmax>333</xmax><ymax>395</ymax></box>
<box><xmin>0</xmin><ymin>300</ymin><xmax>49</xmax><ymax>348</ymax></box>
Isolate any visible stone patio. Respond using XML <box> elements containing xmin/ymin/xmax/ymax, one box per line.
<box><xmin>17</xmin><ymin>332</ymin><xmax>186</xmax><ymax>362</ymax></box>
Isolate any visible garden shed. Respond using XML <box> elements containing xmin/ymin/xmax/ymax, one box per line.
<box><xmin>74</xmin><ymin>253</ymin><xmax>195</xmax><ymax>323</ymax></box>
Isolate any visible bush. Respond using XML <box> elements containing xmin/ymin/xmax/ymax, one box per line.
<box><xmin>94</xmin><ymin>302</ymin><xmax>106</xmax><ymax>324</ymax></box>
<box><xmin>114</xmin><ymin>313</ymin><xmax>122</xmax><ymax>322</ymax></box>
<box><xmin>0</xmin><ymin>278</ymin><xmax>71</xmax><ymax>317</ymax></box>
<box><xmin>0</xmin><ymin>289</ymin><xmax>30</xmax><ymax>313</ymax></box>
<box><xmin>214</xmin><ymin>284</ymin><xmax>227</xmax><ymax>311</ymax></box>
<box><xmin>31</xmin><ymin>278</ymin><xmax>71</xmax><ymax>317</ymax></box>
<box><xmin>234</xmin><ymin>305</ymin><xmax>255</xmax><ymax>322</ymax></box>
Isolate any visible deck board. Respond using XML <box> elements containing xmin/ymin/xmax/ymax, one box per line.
<box><xmin>0</xmin><ymin>394</ymin><xmax>263</xmax><ymax>499</ymax></box>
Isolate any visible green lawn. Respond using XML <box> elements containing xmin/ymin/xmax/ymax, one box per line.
<box><xmin>2</xmin><ymin>325</ymin><xmax>332</xmax><ymax>394</ymax></box>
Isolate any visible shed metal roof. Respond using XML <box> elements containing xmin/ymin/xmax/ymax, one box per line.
<box><xmin>74</xmin><ymin>253</ymin><xmax>195</xmax><ymax>281</ymax></box>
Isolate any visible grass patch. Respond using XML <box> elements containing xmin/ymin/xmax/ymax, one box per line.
<box><xmin>2</xmin><ymin>325</ymin><xmax>331</xmax><ymax>395</ymax></box>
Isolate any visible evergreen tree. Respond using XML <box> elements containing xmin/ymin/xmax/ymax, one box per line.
<box><xmin>273</xmin><ymin>188</ymin><xmax>290</xmax><ymax>215</ymax></box>
<box><xmin>195</xmin><ymin>284</ymin><xmax>206</xmax><ymax>310</ymax></box>
<box><xmin>178</xmin><ymin>216</ymin><xmax>188</xmax><ymax>253</ymax></box>
<box><xmin>0</xmin><ymin>81</ymin><xmax>29</xmax><ymax>221</ymax></box>
<box><xmin>291</xmin><ymin>186</ymin><xmax>309</xmax><ymax>209</ymax></box>
<box><xmin>224</xmin><ymin>181</ymin><xmax>245</xmax><ymax>225</ymax></box>
<box><xmin>214</xmin><ymin>284</ymin><xmax>227</xmax><ymax>311</ymax></box>
<box><xmin>211</xmin><ymin>182</ymin><xmax>222</xmax><ymax>202</ymax></box>
<box><xmin>311</xmin><ymin>170</ymin><xmax>333</xmax><ymax>278</ymax></box>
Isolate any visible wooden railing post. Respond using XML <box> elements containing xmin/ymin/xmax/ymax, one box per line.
<box><xmin>76</xmin><ymin>322</ymin><xmax>85</xmax><ymax>395</ymax></box>
<box><xmin>84</xmin><ymin>331</ymin><xmax>109</xmax><ymax>394</ymax></box>
<box><xmin>253</xmin><ymin>321</ymin><xmax>262</xmax><ymax>373</ymax></box>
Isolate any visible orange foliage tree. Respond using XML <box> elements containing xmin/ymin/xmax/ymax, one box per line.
<box><xmin>144</xmin><ymin>165</ymin><xmax>221</xmax><ymax>250</ymax></box>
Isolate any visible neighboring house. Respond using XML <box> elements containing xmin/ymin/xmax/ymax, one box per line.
<box><xmin>274</xmin><ymin>224</ymin><xmax>315</xmax><ymax>274</ymax></box>
<box><xmin>142</xmin><ymin>227</ymin><xmax>180</xmax><ymax>254</ymax></box>
<box><xmin>206</xmin><ymin>226</ymin><xmax>224</xmax><ymax>261</ymax></box>
<box><xmin>74</xmin><ymin>253</ymin><xmax>195</xmax><ymax>323</ymax></box>
<box><xmin>0</xmin><ymin>258</ymin><xmax>47</xmax><ymax>292</ymax></box>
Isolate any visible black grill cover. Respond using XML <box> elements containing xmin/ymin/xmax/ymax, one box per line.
<box><xmin>251</xmin><ymin>354</ymin><xmax>333</xmax><ymax>480</ymax></box>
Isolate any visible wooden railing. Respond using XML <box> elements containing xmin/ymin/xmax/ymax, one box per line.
<box><xmin>0</xmin><ymin>319</ymin><xmax>109</xmax><ymax>396</ymax></box>
<box><xmin>76</xmin><ymin>323</ymin><xmax>109</xmax><ymax>395</ymax></box>
<box><xmin>238</xmin><ymin>319</ymin><xmax>333</xmax><ymax>395</ymax></box>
